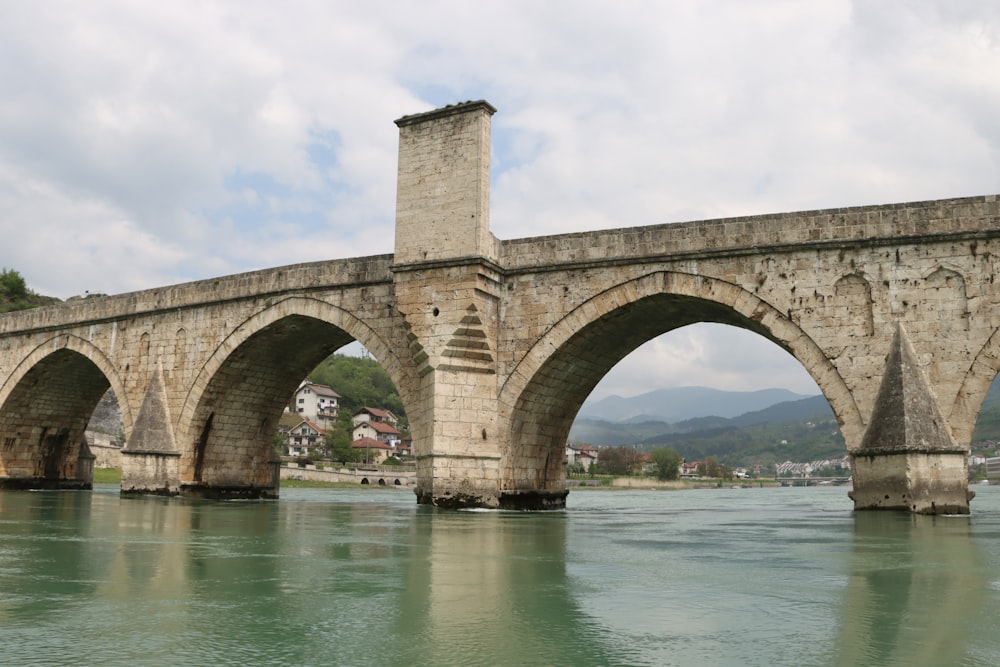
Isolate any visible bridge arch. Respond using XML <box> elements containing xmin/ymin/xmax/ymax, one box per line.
<box><xmin>949</xmin><ymin>328</ymin><xmax>1000</xmax><ymax>447</ymax></box>
<box><xmin>0</xmin><ymin>334</ymin><xmax>129</xmax><ymax>482</ymax></box>
<box><xmin>175</xmin><ymin>296</ymin><xmax>415</xmax><ymax>491</ymax></box>
<box><xmin>498</xmin><ymin>271</ymin><xmax>863</xmax><ymax>493</ymax></box>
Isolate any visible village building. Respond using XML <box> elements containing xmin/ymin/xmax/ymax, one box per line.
<box><xmin>290</xmin><ymin>380</ymin><xmax>341</xmax><ymax>427</ymax></box>
<box><xmin>352</xmin><ymin>436</ymin><xmax>393</xmax><ymax>465</ymax></box>
<box><xmin>680</xmin><ymin>461</ymin><xmax>701</xmax><ymax>478</ymax></box>
<box><xmin>352</xmin><ymin>419</ymin><xmax>401</xmax><ymax>446</ymax></box>
<box><xmin>351</xmin><ymin>406</ymin><xmax>400</xmax><ymax>429</ymax></box>
<box><xmin>286</xmin><ymin>419</ymin><xmax>326</xmax><ymax>458</ymax></box>
<box><xmin>566</xmin><ymin>444</ymin><xmax>598</xmax><ymax>471</ymax></box>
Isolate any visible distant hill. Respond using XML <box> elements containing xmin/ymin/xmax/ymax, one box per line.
<box><xmin>577</xmin><ymin>386</ymin><xmax>813</xmax><ymax>423</ymax></box>
<box><xmin>572</xmin><ymin>376</ymin><xmax>1000</xmax><ymax>466</ymax></box>
<box><xmin>571</xmin><ymin>392</ymin><xmax>830</xmax><ymax>447</ymax></box>
<box><xmin>570</xmin><ymin>390</ymin><xmax>841</xmax><ymax>466</ymax></box>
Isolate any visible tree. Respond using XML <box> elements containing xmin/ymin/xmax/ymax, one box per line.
<box><xmin>650</xmin><ymin>448</ymin><xmax>682</xmax><ymax>480</ymax></box>
<box><xmin>697</xmin><ymin>456</ymin><xmax>723</xmax><ymax>478</ymax></box>
<box><xmin>308</xmin><ymin>353</ymin><xmax>406</xmax><ymax>421</ymax></box>
<box><xmin>0</xmin><ymin>268</ymin><xmax>30</xmax><ymax>312</ymax></box>
<box><xmin>596</xmin><ymin>447</ymin><xmax>626</xmax><ymax>475</ymax></box>
<box><xmin>596</xmin><ymin>445</ymin><xmax>640</xmax><ymax>476</ymax></box>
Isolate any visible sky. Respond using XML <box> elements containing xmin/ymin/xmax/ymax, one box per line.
<box><xmin>1</xmin><ymin>1</ymin><xmax>998</xmax><ymax>401</ymax></box>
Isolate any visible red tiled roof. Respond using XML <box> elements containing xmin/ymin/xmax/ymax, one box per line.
<box><xmin>354</xmin><ymin>421</ymin><xmax>400</xmax><ymax>435</ymax></box>
<box><xmin>291</xmin><ymin>420</ymin><xmax>326</xmax><ymax>435</ymax></box>
<box><xmin>355</xmin><ymin>407</ymin><xmax>396</xmax><ymax>421</ymax></box>
<box><xmin>352</xmin><ymin>437</ymin><xmax>392</xmax><ymax>450</ymax></box>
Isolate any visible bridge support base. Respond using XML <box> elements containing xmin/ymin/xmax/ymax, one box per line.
<box><xmin>415</xmin><ymin>485</ymin><xmax>569</xmax><ymax>511</ymax></box>
<box><xmin>848</xmin><ymin>451</ymin><xmax>973</xmax><ymax>515</ymax></box>
<box><xmin>0</xmin><ymin>476</ymin><xmax>91</xmax><ymax>491</ymax></box>
<box><xmin>499</xmin><ymin>489</ymin><xmax>569</xmax><ymax>511</ymax></box>
<box><xmin>179</xmin><ymin>484</ymin><xmax>278</xmax><ymax>500</ymax></box>
<box><xmin>120</xmin><ymin>450</ymin><xmax>181</xmax><ymax>496</ymax></box>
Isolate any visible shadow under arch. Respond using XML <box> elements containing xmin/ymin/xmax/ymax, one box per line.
<box><xmin>0</xmin><ymin>334</ymin><xmax>130</xmax><ymax>486</ymax></box>
<box><xmin>949</xmin><ymin>327</ymin><xmax>1000</xmax><ymax>447</ymax></box>
<box><xmin>498</xmin><ymin>271</ymin><xmax>862</xmax><ymax>493</ymax></box>
<box><xmin>175</xmin><ymin>296</ymin><xmax>416</xmax><ymax>494</ymax></box>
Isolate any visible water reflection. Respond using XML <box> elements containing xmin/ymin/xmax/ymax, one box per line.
<box><xmin>4</xmin><ymin>487</ymin><xmax>1000</xmax><ymax>666</ymax></box>
<box><xmin>395</xmin><ymin>510</ymin><xmax>611</xmax><ymax>666</ymax></box>
<box><xmin>0</xmin><ymin>491</ymin><xmax>99</xmax><ymax>623</ymax></box>
<box><xmin>836</xmin><ymin>512</ymin><xmax>986</xmax><ymax>666</ymax></box>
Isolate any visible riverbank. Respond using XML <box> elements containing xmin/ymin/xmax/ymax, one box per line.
<box><xmin>569</xmin><ymin>476</ymin><xmax>782</xmax><ymax>490</ymax></box>
<box><xmin>91</xmin><ymin>467</ymin><xmax>411</xmax><ymax>490</ymax></box>
<box><xmin>92</xmin><ymin>467</ymin><xmax>789</xmax><ymax>491</ymax></box>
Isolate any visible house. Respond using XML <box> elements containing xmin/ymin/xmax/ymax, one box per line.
<box><xmin>680</xmin><ymin>461</ymin><xmax>701</xmax><ymax>478</ymax></box>
<box><xmin>566</xmin><ymin>444</ymin><xmax>598</xmax><ymax>471</ymax></box>
<box><xmin>396</xmin><ymin>436</ymin><xmax>414</xmax><ymax>457</ymax></box>
<box><xmin>287</xmin><ymin>420</ymin><xmax>326</xmax><ymax>458</ymax></box>
<box><xmin>352</xmin><ymin>436</ymin><xmax>393</xmax><ymax>465</ymax></box>
<box><xmin>353</xmin><ymin>419</ymin><xmax>401</xmax><ymax>445</ymax></box>
<box><xmin>352</xmin><ymin>406</ymin><xmax>400</xmax><ymax>429</ymax></box>
<box><xmin>291</xmin><ymin>380</ymin><xmax>341</xmax><ymax>427</ymax></box>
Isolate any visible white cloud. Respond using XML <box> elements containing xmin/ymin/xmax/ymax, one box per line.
<box><xmin>588</xmin><ymin>324</ymin><xmax>821</xmax><ymax>401</ymax></box>
<box><xmin>1</xmin><ymin>1</ymin><xmax>997</xmax><ymax>396</ymax></box>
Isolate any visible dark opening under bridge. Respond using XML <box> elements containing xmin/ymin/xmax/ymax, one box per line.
<box><xmin>2</xmin><ymin>100</ymin><xmax>999</xmax><ymax>513</ymax></box>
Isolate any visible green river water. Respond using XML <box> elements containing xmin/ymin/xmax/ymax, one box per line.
<box><xmin>2</xmin><ymin>483</ymin><xmax>1000</xmax><ymax>666</ymax></box>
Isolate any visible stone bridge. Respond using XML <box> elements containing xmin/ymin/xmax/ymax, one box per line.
<box><xmin>1</xmin><ymin>100</ymin><xmax>998</xmax><ymax>514</ymax></box>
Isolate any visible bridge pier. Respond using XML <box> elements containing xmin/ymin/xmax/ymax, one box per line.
<box><xmin>393</xmin><ymin>100</ymin><xmax>517</xmax><ymax>510</ymax></box>
<box><xmin>392</xmin><ymin>101</ymin><xmax>572</xmax><ymax>510</ymax></box>
<box><xmin>848</xmin><ymin>324</ymin><xmax>973</xmax><ymax>514</ymax></box>
<box><xmin>849</xmin><ymin>451</ymin><xmax>972</xmax><ymax>515</ymax></box>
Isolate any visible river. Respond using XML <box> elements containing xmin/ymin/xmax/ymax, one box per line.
<box><xmin>2</xmin><ymin>483</ymin><xmax>1000</xmax><ymax>666</ymax></box>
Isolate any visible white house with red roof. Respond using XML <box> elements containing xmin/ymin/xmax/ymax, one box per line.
<box><xmin>287</xmin><ymin>419</ymin><xmax>326</xmax><ymax>458</ymax></box>
<box><xmin>351</xmin><ymin>406</ymin><xmax>400</xmax><ymax>429</ymax></box>
<box><xmin>291</xmin><ymin>380</ymin><xmax>341</xmax><ymax>427</ymax></box>
<box><xmin>351</xmin><ymin>436</ymin><xmax>393</xmax><ymax>465</ymax></box>
<box><xmin>566</xmin><ymin>444</ymin><xmax>598</xmax><ymax>471</ymax></box>
<box><xmin>352</xmin><ymin>419</ymin><xmax>401</xmax><ymax>446</ymax></box>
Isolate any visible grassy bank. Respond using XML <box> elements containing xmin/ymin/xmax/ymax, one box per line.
<box><xmin>91</xmin><ymin>468</ymin><xmax>395</xmax><ymax>490</ymax></box>
<box><xmin>94</xmin><ymin>467</ymin><xmax>121</xmax><ymax>484</ymax></box>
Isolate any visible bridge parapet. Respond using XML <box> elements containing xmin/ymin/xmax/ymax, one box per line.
<box><xmin>500</xmin><ymin>195</ymin><xmax>999</xmax><ymax>271</ymax></box>
<box><xmin>0</xmin><ymin>254</ymin><xmax>394</xmax><ymax>335</ymax></box>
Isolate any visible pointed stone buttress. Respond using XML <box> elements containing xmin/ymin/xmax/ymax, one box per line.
<box><xmin>849</xmin><ymin>324</ymin><xmax>973</xmax><ymax>514</ymax></box>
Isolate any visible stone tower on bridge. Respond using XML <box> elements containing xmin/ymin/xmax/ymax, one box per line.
<box><xmin>2</xmin><ymin>99</ymin><xmax>999</xmax><ymax>514</ymax></box>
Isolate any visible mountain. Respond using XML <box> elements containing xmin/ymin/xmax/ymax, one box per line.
<box><xmin>572</xmin><ymin>378</ymin><xmax>1000</xmax><ymax>466</ymax></box>
<box><xmin>569</xmin><ymin>392</ymin><xmax>834</xmax><ymax>453</ymax></box>
<box><xmin>577</xmin><ymin>386</ymin><xmax>813</xmax><ymax>423</ymax></box>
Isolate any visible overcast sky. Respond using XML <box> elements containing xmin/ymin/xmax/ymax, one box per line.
<box><xmin>2</xmin><ymin>1</ymin><xmax>998</xmax><ymax>400</ymax></box>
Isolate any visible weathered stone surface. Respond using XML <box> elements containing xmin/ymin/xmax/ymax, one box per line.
<box><xmin>850</xmin><ymin>324</ymin><xmax>972</xmax><ymax>514</ymax></box>
<box><xmin>1</xmin><ymin>100</ymin><xmax>999</xmax><ymax>512</ymax></box>
<box><xmin>125</xmin><ymin>363</ymin><xmax>177</xmax><ymax>454</ymax></box>
<box><xmin>849</xmin><ymin>452</ymin><xmax>972</xmax><ymax>515</ymax></box>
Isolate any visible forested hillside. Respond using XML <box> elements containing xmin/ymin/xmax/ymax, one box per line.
<box><xmin>573</xmin><ymin>377</ymin><xmax>1000</xmax><ymax>468</ymax></box>
<box><xmin>0</xmin><ymin>268</ymin><xmax>59</xmax><ymax>313</ymax></box>
<box><xmin>306</xmin><ymin>353</ymin><xmax>406</xmax><ymax>423</ymax></box>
